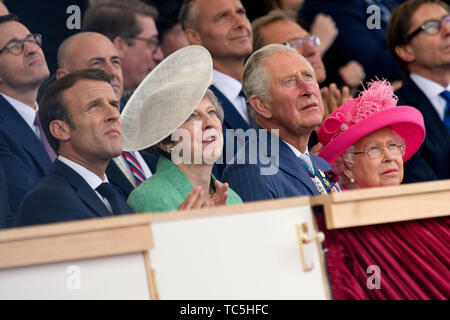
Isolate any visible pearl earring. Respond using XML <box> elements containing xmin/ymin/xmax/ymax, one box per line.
<box><xmin>350</xmin><ymin>178</ymin><xmax>355</xmax><ymax>183</ymax></box>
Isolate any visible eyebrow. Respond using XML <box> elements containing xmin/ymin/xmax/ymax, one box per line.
<box><xmin>4</xmin><ymin>33</ymin><xmax>32</xmax><ymax>45</ymax></box>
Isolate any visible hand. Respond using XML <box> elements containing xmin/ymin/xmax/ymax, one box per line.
<box><xmin>203</xmin><ymin>181</ymin><xmax>229</xmax><ymax>208</ymax></box>
<box><xmin>321</xmin><ymin>83</ymin><xmax>352</xmax><ymax>118</ymax></box>
<box><xmin>310</xmin><ymin>13</ymin><xmax>339</xmax><ymax>57</ymax></box>
<box><xmin>338</xmin><ymin>60</ymin><xmax>365</xmax><ymax>88</ymax></box>
<box><xmin>178</xmin><ymin>186</ymin><xmax>205</xmax><ymax>211</ymax></box>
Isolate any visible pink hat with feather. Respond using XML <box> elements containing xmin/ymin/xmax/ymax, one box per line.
<box><xmin>318</xmin><ymin>80</ymin><xmax>425</xmax><ymax>165</ymax></box>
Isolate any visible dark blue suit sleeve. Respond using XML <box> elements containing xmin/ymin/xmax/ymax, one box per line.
<box><xmin>0</xmin><ymin>165</ymin><xmax>9</xmax><ymax>229</ymax></box>
<box><xmin>403</xmin><ymin>149</ymin><xmax>439</xmax><ymax>183</ymax></box>
<box><xmin>439</xmin><ymin>135</ymin><xmax>450</xmax><ymax>180</ymax></box>
<box><xmin>222</xmin><ymin>164</ymin><xmax>277</xmax><ymax>202</ymax></box>
<box><xmin>0</xmin><ymin>132</ymin><xmax>43</xmax><ymax>223</ymax></box>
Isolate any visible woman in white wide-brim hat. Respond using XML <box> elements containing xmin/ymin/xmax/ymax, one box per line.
<box><xmin>122</xmin><ymin>46</ymin><xmax>242</xmax><ymax>213</ymax></box>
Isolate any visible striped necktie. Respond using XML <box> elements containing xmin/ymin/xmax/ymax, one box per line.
<box><xmin>440</xmin><ymin>90</ymin><xmax>450</xmax><ymax>133</ymax></box>
<box><xmin>122</xmin><ymin>151</ymin><xmax>145</xmax><ymax>186</ymax></box>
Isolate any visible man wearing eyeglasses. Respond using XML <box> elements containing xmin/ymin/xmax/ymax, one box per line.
<box><xmin>387</xmin><ymin>0</ymin><xmax>450</xmax><ymax>183</ymax></box>
<box><xmin>179</xmin><ymin>0</ymin><xmax>254</xmax><ymax>179</ymax></box>
<box><xmin>0</xmin><ymin>14</ymin><xmax>54</xmax><ymax>226</ymax></box>
<box><xmin>55</xmin><ymin>32</ymin><xmax>157</xmax><ymax>199</ymax></box>
<box><xmin>83</xmin><ymin>0</ymin><xmax>163</xmax><ymax>99</ymax></box>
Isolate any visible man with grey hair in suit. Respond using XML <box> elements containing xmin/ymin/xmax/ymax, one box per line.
<box><xmin>222</xmin><ymin>44</ymin><xmax>340</xmax><ymax>201</ymax></box>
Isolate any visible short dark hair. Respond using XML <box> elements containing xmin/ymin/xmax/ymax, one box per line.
<box><xmin>0</xmin><ymin>14</ymin><xmax>18</xmax><ymax>25</ymax></box>
<box><xmin>39</xmin><ymin>69</ymin><xmax>112</xmax><ymax>152</ymax></box>
<box><xmin>252</xmin><ymin>9</ymin><xmax>295</xmax><ymax>51</ymax></box>
<box><xmin>387</xmin><ymin>0</ymin><xmax>450</xmax><ymax>78</ymax></box>
<box><xmin>83</xmin><ymin>0</ymin><xmax>158</xmax><ymax>42</ymax></box>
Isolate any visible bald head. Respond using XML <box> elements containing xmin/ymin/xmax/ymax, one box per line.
<box><xmin>0</xmin><ymin>2</ymin><xmax>9</xmax><ymax>15</ymax></box>
<box><xmin>57</xmin><ymin>32</ymin><xmax>123</xmax><ymax>98</ymax></box>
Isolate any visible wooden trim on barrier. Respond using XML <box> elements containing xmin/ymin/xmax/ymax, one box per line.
<box><xmin>0</xmin><ymin>196</ymin><xmax>311</xmax><ymax>270</ymax></box>
<box><xmin>0</xmin><ymin>223</ymin><xmax>154</xmax><ymax>270</ymax></box>
<box><xmin>310</xmin><ymin>180</ymin><xmax>450</xmax><ymax>229</ymax></box>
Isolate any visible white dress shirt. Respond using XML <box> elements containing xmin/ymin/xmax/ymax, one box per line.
<box><xmin>1</xmin><ymin>93</ymin><xmax>40</xmax><ymax>138</ymax></box>
<box><xmin>213</xmin><ymin>69</ymin><xmax>249</xmax><ymax>124</ymax></box>
<box><xmin>58</xmin><ymin>155</ymin><xmax>113</xmax><ymax>213</ymax></box>
<box><xmin>410</xmin><ymin>73</ymin><xmax>450</xmax><ymax>121</ymax></box>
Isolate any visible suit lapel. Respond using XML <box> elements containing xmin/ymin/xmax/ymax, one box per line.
<box><xmin>400</xmin><ymin>78</ymin><xmax>447</xmax><ymax>148</ymax></box>
<box><xmin>0</xmin><ymin>96</ymin><xmax>52</xmax><ymax>174</ymax></box>
<box><xmin>210</xmin><ymin>85</ymin><xmax>250</xmax><ymax>131</ymax></box>
<box><xmin>264</xmin><ymin>132</ymin><xmax>319</xmax><ymax>195</ymax></box>
<box><xmin>53</xmin><ymin>160</ymin><xmax>112</xmax><ymax>218</ymax></box>
<box><xmin>106</xmin><ymin>160</ymin><xmax>134</xmax><ymax>196</ymax></box>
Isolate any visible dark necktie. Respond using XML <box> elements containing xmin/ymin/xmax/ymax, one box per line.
<box><xmin>34</xmin><ymin>112</ymin><xmax>57</xmax><ymax>162</ymax></box>
<box><xmin>122</xmin><ymin>151</ymin><xmax>145</xmax><ymax>186</ymax></box>
<box><xmin>440</xmin><ymin>90</ymin><xmax>450</xmax><ymax>133</ymax></box>
<box><xmin>96</xmin><ymin>182</ymin><xmax>128</xmax><ymax>215</ymax></box>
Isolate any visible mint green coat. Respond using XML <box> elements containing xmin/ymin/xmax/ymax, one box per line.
<box><xmin>127</xmin><ymin>157</ymin><xmax>243</xmax><ymax>213</ymax></box>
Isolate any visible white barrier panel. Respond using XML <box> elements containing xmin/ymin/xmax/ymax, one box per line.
<box><xmin>149</xmin><ymin>200</ymin><xmax>329</xmax><ymax>300</ymax></box>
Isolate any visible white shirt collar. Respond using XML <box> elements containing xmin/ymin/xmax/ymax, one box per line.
<box><xmin>409</xmin><ymin>73</ymin><xmax>450</xmax><ymax>100</ymax></box>
<box><xmin>282</xmin><ymin>139</ymin><xmax>310</xmax><ymax>158</ymax></box>
<box><xmin>213</xmin><ymin>69</ymin><xmax>242</xmax><ymax>99</ymax></box>
<box><xmin>58</xmin><ymin>155</ymin><xmax>108</xmax><ymax>190</ymax></box>
<box><xmin>410</xmin><ymin>73</ymin><xmax>450</xmax><ymax>120</ymax></box>
<box><xmin>212</xmin><ymin>69</ymin><xmax>249</xmax><ymax>124</ymax></box>
<box><xmin>1</xmin><ymin>93</ymin><xmax>39</xmax><ymax>134</ymax></box>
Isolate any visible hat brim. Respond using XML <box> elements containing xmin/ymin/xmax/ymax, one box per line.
<box><xmin>121</xmin><ymin>45</ymin><xmax>213</xmax><ymax>151</ymax></box>
<box><xmin>318</xmin><ymin>106</ymin><xmax>425</xmax><ymax>165</ymax></box>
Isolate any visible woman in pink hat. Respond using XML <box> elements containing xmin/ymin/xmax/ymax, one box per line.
<box><xmin>318</xmin><ymin>80</ymin><xmax>425</xmax><ymax>189</ymax></box>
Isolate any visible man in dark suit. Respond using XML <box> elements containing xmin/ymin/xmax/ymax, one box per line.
<box><xmin>0</xmin><ymin>165</ymin><xmax>9</xmax><ymax>229</ymax></box>
<box><xmin>16</xmin><ymin>69</ymin><xmax>133</xmax><ymax>227</ymax></box>
<box><xmin>387</xmin><ymin>0</ymin><xmax>450</xmax><ymax>182</ymax></box>
<box><xmin>222</xmin><ymin>44</ymin><xmax>340</xmax><ymax>202</ymax></box>
<box><xmin>0</xmin><ymin>14</ymin><xmax>55</xmax><ymax>226</ymax></box>
<box><xmin>55</xmin><ymin>32</ymin><xmax>157</xmax><ymax>198</ymax></box>
<box><xmin>179</xmin><ymin>0</ymin><xmax>255</xmax><ymax>178</ymax></box>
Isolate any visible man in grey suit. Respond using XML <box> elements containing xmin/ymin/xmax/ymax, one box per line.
<box><xmin>222</xmin><ymin>44</ymin><xmax>339</xmax><ymax>202</ymax></box>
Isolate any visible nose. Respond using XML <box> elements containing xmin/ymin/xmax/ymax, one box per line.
<box><xmin>153</xmin><ymin>46</ymin><xmax>164</xmax><ymax>63</ymax></box>
<box><xmin>441</xmin><ymin>18</ymin><xmax>450</xmax><ymax>36</ymax></box>
<box><xmin>301</xmin><ymin>40</ymin><xmax>318</xmax><ymax>57</ymax></box>
<box><xmin>106</xmin><ymin>104</ymin><xmax>120</xmax><ymax>122</ymax></box>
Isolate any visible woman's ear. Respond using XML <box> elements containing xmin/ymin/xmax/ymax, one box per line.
<box><xmin>342</xmin><ymin>163</ymin><xmax>354</xmax><ymax>183</ymax></box>
<box><xmin>159</xmin><ymin>142</ymin><xmax>175</xmax><ymax>154</ymax></box>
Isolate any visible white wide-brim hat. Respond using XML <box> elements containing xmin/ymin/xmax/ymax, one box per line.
<box><xmin>121</xmin><ymin>45</ymin><xmax>214</xmax><ymax>151</ymax></box>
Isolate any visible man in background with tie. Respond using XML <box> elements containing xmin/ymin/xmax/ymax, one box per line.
<box><xmin>387</xmin><ymin>0</ymin><xmax>450</xmax><ymax>182</ymax></box>
<box><xmin>222</xmin><ymin>44</ymin><xmax>339</xmax><ymax>202</ymax></box>
<box><xmin>56</xmin><ymin>32</ymin><xmax>157</xmax><ymax>198</ymax></box>
<box><xmin>0</xmin><ymin>14</ymin><xmax>55</xmax><ymax>226</ymax></box>
<box><xmin>16</xmin><ymin>69</ymin><xmax>133</xmax><ymax>227</ymax></box>
<box><xmin>179</xmin><ymin>0</ymin><xmax>255</xmax><ymax>178</ymax></box>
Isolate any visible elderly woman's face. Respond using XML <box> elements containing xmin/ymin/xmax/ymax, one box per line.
<box><xmin>173</xmin><ymin>97</ymin><xmax>224</xmax><ymax>165</ymax></box>
<box><xmin>347</xmin><ymin>127</ymin><xmax>404</xmax><ymax>188</ymax></box>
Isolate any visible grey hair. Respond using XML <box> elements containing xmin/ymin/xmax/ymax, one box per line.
<box><xmin>242</xmin><ymin>43</ymin><xmax>315</xmax><ymax>117</ymax></box>
<box><xmin>333</xmin><ymin>145</ymin><xmax>355</xmax><ymax>189</ymax></box>
<box><xmin>179</xmin><ymin>0</ymin><xmax>198</xmax><ymax>30</ymax></box>
<box><xmin>333</xmin><ymin>128</ymin><xmax>405</xmax><ymax>188</ymax></box>
<box><xmin>147</xmin><ymin>89</ymin><xmax>223</xmax><ymax>157</ymax></box>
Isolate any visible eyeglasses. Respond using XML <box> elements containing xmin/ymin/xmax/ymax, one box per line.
<box><xmin>0</xmin><ymin>33</ymin><xmax>42</xmax><ymax>55</ymax></box>
<box><xmin>283</xmin><ymin>35</ymin><xmax>320</xmax><ymax>52</ymax></box>
<box><xmin>407</xmin><ymin>15</ymin><xmax>450</xmax><ymax>41</ymax></box>
<box><xmin>353</xmin><ymin>142</ymin><xmax>405</xmax><ymax>159</ymax></box>
<box><xmin>127</xmin><ymin>36</ymin><xmax>160</xmax><ymax>54</ymax></box>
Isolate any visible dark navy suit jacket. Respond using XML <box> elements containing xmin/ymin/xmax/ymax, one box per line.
<box><xmin>222</xmin><ymin>129</ymin><xmax>337</xmax><ymax>202</ymax></box>
<box><xmin>0</xmin><ymin>165</ymin><xmax>9</xmax><ymax>229</ymax></box>
<box><xmin>396</xmin><ymin>77</ymin><xmax>447</xmax><ymax>182</ymax></box>
<box><xmin>0</xmin><ymin>95</ymin><xmax>53</xmax><ymax>226</ymax></box>
<box><xmin>16</xmin><ymin>159</ymin><xmax>133</xmax><ymax>227</ymax></box>
<box><xmin>210</xmin><ymin>85</ymin><xmax>251</xmax><ymax>179</ymax></box>
<box><xmin>106</xmin><ymin>151</ymin><xmax>158</xmax><ymax>199</ymax></box>
<box><xmin>439</xmin><ymin>135</ymin><xmax>450</xmax><ymax>180</ymax></box>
